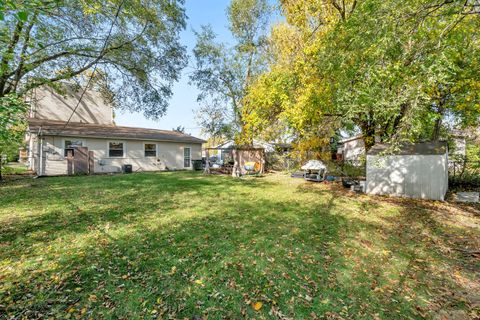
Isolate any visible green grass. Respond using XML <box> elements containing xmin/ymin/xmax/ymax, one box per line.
<box><xmin>1</xmin><ymin>163</ymin><xmax>28</xmax><ymax>176</ymax></box>
<box><xmin>0</xmin><ymin>172</ymin><xmax>478</xmax><ymax>319</ymax></box>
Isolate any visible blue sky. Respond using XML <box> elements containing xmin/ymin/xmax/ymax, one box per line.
<box><xmin>115</xmin><ymin>0</ymin><xmax>235</xmax><ymax>138</ymax></box>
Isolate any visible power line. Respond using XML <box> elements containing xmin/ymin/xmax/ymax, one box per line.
<box><xmin>63</xmin><ymin>0</ymin><xmax>125</xmax><ymax>128</ymax></box>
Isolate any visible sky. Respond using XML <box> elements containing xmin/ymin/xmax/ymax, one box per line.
<box><xmin>115</xmin><ymin>0</ymin><xmax>235</xmax><ymax>138</ymax></box>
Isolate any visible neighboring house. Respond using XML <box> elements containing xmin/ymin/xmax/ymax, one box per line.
<box><xmin>26</xmin><ymin>86</ymin><xmax>205</xmax><ymax>176</ymax></box>
<box><xmin>451</xmin><ymin>129</ymin><xmax>467</xmax><ymax>157</ymax></box>
<box><xmin>336</xmin><ymin>135</ymin><xmax>365</xmax><ymax>162</ymax></box>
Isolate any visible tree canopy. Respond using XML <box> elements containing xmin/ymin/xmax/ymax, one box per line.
<box><xmin>0</xmin><ymin>0</ymin><xmax>187</xmax><ymax>119</ymax></box>
<box><xmin>190</xmin><ymin>0</ymin><xmax>271</xmax><ymax>143</ymax></box>
<box><xmin>243</xmin><ymin>0</ymin><xmax>480</xmax><ymax>155</ymax></box>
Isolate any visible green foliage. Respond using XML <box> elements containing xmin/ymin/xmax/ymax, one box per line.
<box><xmin>190</xmin><ymin>0</ymin><xmax>271</xmax><ymax>141</ymax></box>
<box><xmin>0</xmin><ymin>94</ymin><xmax>27</xmax><ymax>153</ymax></box>
<box><xmin>0</xmin><ymin>0</ymin><xmax>187</xmax><ymax>119</ymax></box>
<box><xmin>244</xmin><ymin>0</ymin><xmax>480</xmax><ymax>152</ymax></box>
<box><xmin>0</xmin><ymin>94</ymin><xmax>27</xmax><ymax>179</ymax></box>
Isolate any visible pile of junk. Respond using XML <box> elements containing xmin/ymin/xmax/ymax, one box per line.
<box><xmin>291</xmin><ymin>160</ymin><xmax>365</xmax><ymax>193</ymax></box>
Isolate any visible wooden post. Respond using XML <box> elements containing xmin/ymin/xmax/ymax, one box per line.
<box><xmin>88</xmin><ymin>151</ymin><xmax>94</xmax><ymax>175</ymax></box>
<box><xmin>232</xmin><ymin>149</ymin><xmax>239</xmax><ymax>178</ymax></box>
<box><xmin>67</xmin><ymin>150</ymin><xmax>73</xmax><ymax>175</ymax></box>
<box><xmin>204</xmin><ymin>149</ymin><xmax>210</xmax><ymax>174</ymax></box>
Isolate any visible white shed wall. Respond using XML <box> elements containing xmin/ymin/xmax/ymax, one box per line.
<box><xmin>366</xmin><ymin>154</ymin><xmax>448</xmax><ymax>201</ymax></box>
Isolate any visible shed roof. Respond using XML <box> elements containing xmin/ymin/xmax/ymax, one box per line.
<box><xmin>28</xmin><ymin>118</ymin><xmax>206</xmax><ymax>144</ymax></box>
<box><xmin>367</xmin><ymin>141</ymin><xmax>447</xmax><ymax>156</ymax></box>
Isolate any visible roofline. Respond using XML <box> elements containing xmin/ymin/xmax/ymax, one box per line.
<box><xmin>27</xmin><ymin>119</ymin><xmax>206</xmax><ymax>143</ymax></box>
<box><xmin>339</xmin><ymin>135</ymin><xmax>363</xmax><ymax>143</ymax></box>
<box><xmin>31</xmin><ymin>131</ymin><xmax>205</xmax><ymax>144</ymax></box>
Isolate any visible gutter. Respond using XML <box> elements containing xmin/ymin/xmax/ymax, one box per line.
<box><xmin>37</xmin><ymin>126</ymin><xmax>44</xmax><ymax>177</ymax></box>
<box><xmin>34</xmin><ymin>132</ymin><xmax>206</xmax><ymax>144</ymax></box>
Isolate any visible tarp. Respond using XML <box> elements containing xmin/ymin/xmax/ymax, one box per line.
<box><xmin>301</xmin><ymin>160</ymin><xmax>327</xmax><ymax>171</ymax></box>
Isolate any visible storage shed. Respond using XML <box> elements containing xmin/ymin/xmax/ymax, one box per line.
<box><xmin>366</xmin><ymin>142</ymin><xmax>448</xmax><ymax>201</ymax></box>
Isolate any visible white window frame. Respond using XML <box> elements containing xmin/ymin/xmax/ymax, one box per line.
<box><xmin>107</xmin><ymin>141</ymin><xmax>126</xmax><ymax>158</ymax></box>
<box><xmin>63</xmin><ymin>138</ymin><xmax>86</xmax><ymax>157</ymax></box>
<box><xmin>144</xmin><ymin>142</ymin><xmax>157</xmax><ymax>158</ymax></box>
<box><xmin>184</xmin><ymin>147</ymin><xmax>191</xmax><ymax>168</ymax></box>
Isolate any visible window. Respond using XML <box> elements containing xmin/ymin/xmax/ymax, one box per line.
<box><xmin>184</xmin><ymin>147</ymin><xmax>191</xmax><ymax>167</ymax></box>
<box><xmin>64</xmin><ymin>140</ymin><xmax>84</xmax><ymax>156</ymax></box>
<box><xmin>109</xmin><ymin>142</ymin><xmax>124</xmax><ymax>157</ymax></box>
<box><xmin>144</xmin><ymin>143</ymin><xmax>157</xmax><ymax>157</ymax></box>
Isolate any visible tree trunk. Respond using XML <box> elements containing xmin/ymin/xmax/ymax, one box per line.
<box><xmin>431</xmin><ymin>103</ymin><xmax>445</xmax><ymax>141</ymax></box>
<box><xmin>360</xmin><ymin>115</ymin><xmax>376</xmax><ymax>151</ymax></box>
<box><xmin>0</xmin><ymin>20</ymin><xmax>24</xmax><ymax>95</ymax></box>
<box><xmin>432</xmin><ymin>117</ymin><xmax>442</xmax><ymax>141</ymax></box>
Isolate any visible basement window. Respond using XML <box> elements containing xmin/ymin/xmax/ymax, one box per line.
<box><xmin>109</xmin><ymin>142</ymin><xmax>124</xmax><ymax>157</ymax></box>
<box><xmin>144</xmin><ymin>143</ymin><xmax>157</xmax><ymax>157</ymax></box>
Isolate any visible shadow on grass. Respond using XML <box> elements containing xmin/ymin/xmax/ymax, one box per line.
<box><xmin>0</xmin><ymin>173</ymin><xmax>478</xmax><ymax>319</ymax></box>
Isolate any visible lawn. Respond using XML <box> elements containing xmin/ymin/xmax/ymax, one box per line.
<box><xmin>0</xmin><ymin>172</ymin><xmax>478</xmax><ymax>319</ymax></box>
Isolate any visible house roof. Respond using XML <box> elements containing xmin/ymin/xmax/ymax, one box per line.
<box><xmin>28</xmin><ymin>118</ymin><xmax>206</xmax><ymax>144</ymax></box>
<box><xmin>212</xmin><ymin>139</ymin><xmax>291</xmax><ymax>152</ymax></box>
<box><xmin>367</xmin><ymin>141</ymin><xmax>448</xmax><ymax>156</ymax></box>
<box><xmin>339</xmin><ymin>135</ymin><xmax>363</xmax><ymax>144</ymax></box>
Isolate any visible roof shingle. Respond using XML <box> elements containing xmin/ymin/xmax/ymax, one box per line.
<box><xmin>28</xmin><ymin>118</ymin><xmax>205</xmax><ymax>144</ymax></box>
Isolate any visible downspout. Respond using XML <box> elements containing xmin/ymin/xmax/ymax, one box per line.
<box><xmin>37</xmin><ymin>126</ymin><xmax>43</xmax><ymax>177</ymax></box>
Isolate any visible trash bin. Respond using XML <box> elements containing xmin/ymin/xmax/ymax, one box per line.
<box><xmin>122</xmin><ymin>164</ymin><xmax>133</xmax><ymax>173</ymax></box>
<box><xmin>192</xmin><ymin>160</ymin><xmax>203</xmax><ymax>171</ymax></box>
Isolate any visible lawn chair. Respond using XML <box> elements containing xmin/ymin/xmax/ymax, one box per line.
<box><xmin>244</xmin><ymin>161</ymin><xmax>261</xmax><ymax>175</ymax></box>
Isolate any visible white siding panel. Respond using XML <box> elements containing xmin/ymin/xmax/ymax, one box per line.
<box><xmin>366</xmin><ymin>154</ymin><xmax>448</xmax><ymax>201</ymax></box>
<box><xmin>32</xmin><ymin>87</ymin><xmax>112</xmax><ymax>125</ymax></box>
<box><xmin>35</xmin><ymin>136</ymin><xmax>203</xmax><ymax>176</ymax></box>
<box><xmin>343</xmin><ymin>139</ymin><xmax>365</xmax><ymax>161</ymax></box>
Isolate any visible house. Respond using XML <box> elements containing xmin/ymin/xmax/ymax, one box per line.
<box><xmin>366</xmin><ymin>141</ymin><xmax>448</xmax><ymax>201</ymax></box>
<box><xmin>336</xmin><ymin>135</ymin><xmax>365</xmax><ymax>163</ymax></box>
<box><xmin>337</xmin><ymin>131</ymin><xmax>467</xmax><ymax>163</ymax></box>
<box><xmin>451</xmin><ymin>129</ymin><xmax>467</xmax><ymax>157</ymax></box>
<box><xmin>26</xmin><ymin>86</ymin><xmax>205</xmax><ymax>176</ymax></box>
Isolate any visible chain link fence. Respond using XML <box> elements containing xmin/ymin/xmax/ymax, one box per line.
<box><xmin>449</xmin><ymin>158</ymin><xmax>480</xmax><ymax>189</ymax></box>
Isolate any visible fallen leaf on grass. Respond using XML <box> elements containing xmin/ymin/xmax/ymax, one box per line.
<box><xmin>252</xmin><ymin>301</ymin><xmax>263</xmax><ymax>311</ymax></box>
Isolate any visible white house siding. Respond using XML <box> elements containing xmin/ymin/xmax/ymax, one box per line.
<box><xmin>452</xmin><ymin>136</ymin><xmax>466</xmax><ymax>156</ymax></box>
<box><xmin>366</xmin><ymin>154</ymin><xmax>448</xmax><ymax>201</ymax></box>
<box><xmin>30</xmin><ymin>86</ymin><xmax>113</xmax><ymax>125</ymax></box>
<box><xmin>342</xmin><ymin>138</ymin><xmax>365</xmax><ymax>161</ymax></box>
<box><xmin>36</xmin><ymin>136</ymin><xmax>202</xmax><ymax>176</ymax></box>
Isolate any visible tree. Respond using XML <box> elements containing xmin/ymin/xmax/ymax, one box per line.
<box><xmin>243</xmin><ymin>0</ymin><xmax>480</xmax><ymax>155</ymax></box>
<box><xmin>172</xmin><ymin>125</ymin><xmax>185</xmax><ymax>133</ymax></box>
<box><xmin>190</xmin><ymin>0</ymin><xmax>271</xmax><ymax>142</ymax></box>
<box><xmin>0</xmin><ymin>94</ymin><xmax>27</xmax><ymax>180</ymax></box>
<box><xmin>0</xmin><ymin>0</ymin><xmax>188</xmax><ymax>119</ymax></box>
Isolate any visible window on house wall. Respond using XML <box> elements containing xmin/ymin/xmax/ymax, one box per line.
<box><xmin>184</xmin><ymin>147</ymin><xmax>191</xmax><ymax>167</ymax></box>
<box><xmin>145</xmin><ymin>143</ymin><xmax>157</xmax><ymax>157</ymax></box>
<box><xmin>64</xmin><ymin>140</ymin><xmax>84</xmax><ymax>156</ymax></box>
<box><xmin>109</xmin><ymin>142</ymin><xmax>124</xmax><ymax>157</ymax></box>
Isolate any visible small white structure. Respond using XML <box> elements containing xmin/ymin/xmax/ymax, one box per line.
<box><xmin>337</xmin><ymin>135</ymin><xmax>365</xmax><ymax>163</ymax></box>
<box><xmin>366</xmin><ymin>142</ymin><xmax>448</xmax><ymax>201</ymax></box>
